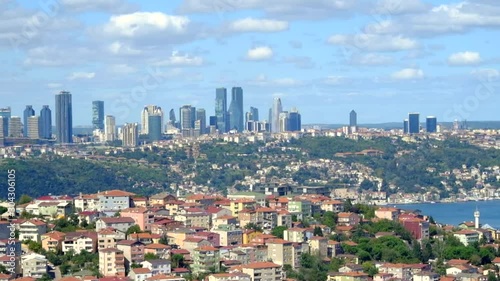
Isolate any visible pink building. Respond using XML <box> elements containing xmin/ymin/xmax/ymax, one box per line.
<box><xmin>120</xmin><ymin>207</ymin><xmax>154</xmax><ymax>231</ymax></box>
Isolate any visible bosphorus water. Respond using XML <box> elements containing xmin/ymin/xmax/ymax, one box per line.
<box><xmin>394</xmin><ymin>200</ymin><xmax>500</xmax><ymax>229</ymax></box>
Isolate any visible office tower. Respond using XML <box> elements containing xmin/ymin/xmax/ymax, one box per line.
<box><xmin>228</xmin><ymin>87</ymin><xmax>244</xmax><ymax>132</ymax></box>
<box><xmin>426</xmin><ymin>116</ymin><xmax>437</xmax><ymax>133</ymax></box>
<box><xmin>288</xmin><ymin>108</ymin><xmax>301</xmax><ymax>132</ymax></box>
<box><xmin>279</xmin><ymin>112</ymin><xmax>289</xmax><ymax>132</ymax></box>
<box><xmin>196</xmin><ymin>108</ymin><xmax>206</xmax><ymax>135</ymax></box>
<box><xmin>408</xmin><ymin>113</ymin><xmax>420</xmax><ymax>134</ymax></box>
<box><xmin>105</xmin><ymin>115</ymin><xmax>116</xmax><ymax>142</ymax></box>
<box><xmin>349</xmin><ymin>110</ymin><xmax>357</xmax><ymax>127</ymax></box>
<box><xmin>55</xmin><ymin>91</ymin><xmax>73</xmax><ymax>143</ymax></box>
<box><xmin>92</xmin><ymin>101</ymin><xmax>105</xmax><ymax>130</ymax></box>
<box><xmin>148</xmin><ymin>114</ymin><xmax>162</xmax><ymax>141</ymax></box>
<box><xmin>180</xmin><ymin>105</ymin><xmax>193</xmax><ymax>130</ymax></box>
<box><xmin>39</xmin><ymin>105</ymin><xmax>52</xmax><ymax>139</ymax></box>
<box><xmin>0</xmin><ymin>117</ymin><xmax>6</xmax><ymax>138</ymax></box>
<box><xmin>215</xmin><ymin>88</ymin><xmax>228</xmax><ymax>133</ymax></box>
<box><xmin>141</xmin><ymin>105</ymin><xmax>164</xmax><ymax>134</ymax></box>
<box><xmin>190</xmin><ymin>106</ymin><xmax>196</xmax><ymax>128</ymax></box>
<box><xmin>250</xmin><ymin>107</ymin><xmax>259</xmax><ymax>122</ymax></box>
<box><xmin>403</xmin><ymin>119</ymin><xmax>409</xmax><ymax>134</ymax></box>
<box><xmin>27</xmin><ymin>116</ymin><xmax>39</xmax><ymax>139</ymax></box>
<box><xmin>9</xmin><ymin>117</ymin><xmax>22</xmax><ymax>137</ymax></box>
<box><xmin>271</xmin><ymin>97</ymin><xmax>283</xmax><ymax>133</ymax></box>
<box><xmin>0</xmin><ymin>107</ymin><xmax>11</xmax><ymax>138</ymax></box>
<box><xmin>23</xmin><ymin>105</ymin><xmax>35</xmax><ymax>136</ymax></box>
<box><xmin>122</xmin><ymin>123</ymin><xmax>139</xmax><ymax>147</ymax></box>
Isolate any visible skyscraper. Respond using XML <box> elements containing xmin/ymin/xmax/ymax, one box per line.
<box><xmin>141</xmin><ymin>105</ymin><xmax>164</xmax><ymax>135</ymax></box>
<box><xmin>0</xmin><ymin>107</ymin><xmax>11</xmax><ymax>138</ymax></box>
<box><xmin>148</xmin><ymin>114</ymin><xmax>162</xmax><ymax>142</ymax></box>
<box><xmin>196</xmin><ymin>108</ymin><xmax>206</xmax><ymax>135</ymax></box>
<box><xmin>169</xmin><ymin>108</ymin><xmax>177</xmax><ymax>126</ymax></box>
<box><xmin>350</xmin><ymin>110</ymin><xmax>357</xmax><ymax>127</ymax></box>
<box><xmin>279</xmin><ymin>112</ymin><xmax>289</xmax><ymax>132</ymax></box>
<box><xmin>215</xmin><ymin>88</ymin><xmax>228</xmax><ymax>133</ymax></box>
<box><xmin>180</xmin><ymin>105</ymin><xmax>193</xmax><ymax>130</ymax></box>
<box><xmin>271</xmin><ymin>97</ymin><xmax>283</xmax><ymax>133</ymax></box>
<box><xmin>23</xmin><ymin>105</ymin><xmax>35</xmax><ymax>136</ymax></box>
<box><xmin>0</xmin><ymin>117</ymin><xmax>7</xmax><ymax>138</ymax></box>
<box><xmin>426</xmin><ymin>116</ymin><xmax>437</xmax><ymax>133</ymax></box>
<box><xmin>8</xmin><ymin>117</ymin><xmax>22</xmax><ymax>138</ymax></box>
<box><xmin>288</xmin><ymin>108</ymin><xmax>302</xmax><ymax>132</ymax></box>
<box><xmin>228</xmin><ymin>87</ymin><xmax>244</xmax><ymax>132</ymax></box>
<box><xmin>250</xmin><ymin>107</ymin><xmax>259</xmax><ymax>122</ymax></box>
<box><xmin>105</xmin><ymin>115</ymin><xmax>116</xmax><ymax>142</ymax></box>
<box><xmin>403</xmin><ymin>119</ymin><xmax>409</xmax><ymax>134</ymax></box>
<box><xmin>55</xmin><ymin>91</ymin><xmax>73</xmax><ymax>143</ymax></box>
<box><xmin>122</xmin><ymin>123</ymin><xmax>139</xmax><ymax>147</ymax></box>
<box><xmin>27</xmin><ymin>116</ymin><xmax>39</xmax><ymax>139</ymax></box>
<box><xmin>408</xmin><ymin>113</ymin><xmax>420</xmax><ymax>134</ymax></box>
<box><xmin>39</xmin><ymin>105</ymin><xmax>52</xmax><ymax>139</ymax></box>
<box><xmin>92</xmin><ymin>101</ymin><xmax>105</xmax><ymax>130</ymax></box>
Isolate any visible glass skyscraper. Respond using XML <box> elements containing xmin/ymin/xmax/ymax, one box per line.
<box><xmin>92</xmin><ymin>101</ymin><xmax>105</xmax><ymax>130</ymax></box>
<box><xmin>426</xmin><ymin>116</ymin><xmax>437</xmax><ymax>133</ymax></box>
<box><xmin>350</xmin><ymin>110</ymin><xmax>357</xmax><ymax>127</ymax></box>
<box><xmin>288</xmin><ymin>108</ymin><xmax>302</xmax><ymax>132</ymax></box>
<box><xmin>196</xmin><ymin>108</ymin><xmax>206</xmax><ymax>135</ymax></box>
<box><xmin>39</xmin><ymin>105</ymin><xmax>52</xmax><ymax>139</ymax></box>
<box><xmin>0</xmin><ymin>107</ymin><xmax>11</xmax><ymax>137</ymax></box>
<box><xmin>228</xmin><ymin>87</ymin><xmax>244</xmax><ymax>132</ymax></box>
<box><xmin>148</xmin><ymin>114</ymin><xmax>162</xmax><ymax>141</ymax></box>
<box><xmin>408</xmin><ymin>113</ymin><xmax>420</xmax><ymax>134</ymax></box>
<box><xmin>55</xmin><ymin>91</ymin><xmax>73</xmax><ymax>143</ymax></box>
<box><xmin>215</xmin><ymin>88</ymin><xmax>228</xmax><ymax>133</ymax></box>
<box><xmin>271</xmin><ymin>97</ymin><xmax>283</xmax><ymax>133</ymax></box>
<box><xmin>23</xmin><ymin>105</ymin><xmax>35</xmax><ymax>136</ymax></box>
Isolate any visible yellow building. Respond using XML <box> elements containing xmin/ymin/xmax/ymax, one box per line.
<box><xmin>230</xmin><ymin>199</ymin><xmax>256</xmax><ymax>216</ymax></box>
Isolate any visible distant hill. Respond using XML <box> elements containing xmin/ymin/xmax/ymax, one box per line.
<box><xmin>305</xmin><ymin>121</ymin><xmax>500</xmax><ymax>130</ymax></box>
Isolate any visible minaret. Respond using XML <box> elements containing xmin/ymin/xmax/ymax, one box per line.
<box><xmin>474</xmin><ymin>207</ymin><xmax>480</xmax><ymax>229</ymax></box>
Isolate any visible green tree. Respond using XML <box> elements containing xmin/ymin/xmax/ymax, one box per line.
<box><xmin>18</xmin><ymin>194</ymin><xmax>33</xmax><ymax>204</ymax></box>
<box><xmin>0</xmin><ymin>206</ymin><xmax>7</xmax><ymax>215</ymax></box>
<box><xmin>271</xmin><ymin>226</ymin><xmax>288</xmax><ymax>239</ymax></box>
<box><xmin>313</xmin><ymin>226</ymin><xmax>323</xmax><ymax>237</ymax></box>
<box><xmin>126</xmin><ymin>225</ymin><xmax>142</xmax><ymax>236</ymax></box>
<box><xmin>145</xmin><ymin>253</ymin><xmax>159</xmax><ymax>261</ymax></box>
<box><xmin>362</xmin><ymin>261</ymin><xmax>379</xmax><ymax>277</ymax></box>
<box><xmin>171</xmin><ymin>254</ymin><xmax>184</xmax><ymax>268</ymax></box>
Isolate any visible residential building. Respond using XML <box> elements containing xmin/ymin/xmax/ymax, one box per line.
<box><xmin>21</xmin><ymin>253</ymin><xmax>47</xmax><ymax>278</ymax></box>
<box><xmin>240</xmin><ymin>262</ymin><xmax>282</xmax><ymax>281</ymax></box>
<box><xmin>191</xmin><ymin>246</ymin><xmax>220</xmax><ymax>274</ymax></box>
<box><xmin>41</xmin><ymin>231</ymin><xmax>66</xmax><ymax>252</ymax></box>
<box><xmin>105</xmin><ymin>115</ymin><xmax>116</xmax><ymax>142</ymax></box>
<box><xmin>122</xmin><ymin>123</ymin><xmax>139</xmax><ymax>147</ymax></box>
<box><xmin>98</xmin><ymin>227</ymin><xmax>126</xmax><ymax>250</ymax></box>
<box><xmin>19</xmin><ymin>220</ymin><xmax>47</xmax><ymax>242</ymax></box>
<box><xmin>120</xmin><ymin>207</ymin><xmax>155</xmax><ymax>231</ymax></box>
<box><xmin>74</xmin><ymin>193</ymin><xmax>99</xmax><ymax>212</ymax></box>
<box><xmin>96</xmin><ymin>217</ymin><xmax>135</xmax><ymax>233</ymax></box>
<box><xmin>141</xmin><ymin>259</ymin><xmax>171</xmax><ymax>275</ymax></box>
<box><xmin>97</xmin><ymin>189</ymin><xmax>135</xmax><ymax>212</ymax></box>
<box><xmin>266</xmin><ymin>239</ymin><xmax>295</xmax><ymax>268</ymax></box>
<box><xmin>128</xmin><ymin>267</ymin><xmax>152</xmax><ymax>281</ymax></box>
<box><xmin>327</xmin><ymin>272</ymin><xmax>369</xmax><ymax>281</ymax></box>
<box><xmin>337</xmin><ymin>212</ymin><xmax>360</xmax><ymax>227</ymax></box>
<box><xmin>375</xmin><ymin>208</ymin><xmax>399</xmax><ymax>221</ymax></box>
<box><xmin>213</xmin><ymin>225</ymin><xmax>243</xmax><ymax>246</ymax></box>
<box><xmin>116</xmin><ymin>240</ymin><xmax>146</xmax><ymax>268</ymax></box>
<box><xmin>8</xmin><ymin>117</ymin><xmax>22</xmax><ymax>137</ymax></box>
<box><xmin>308</xmin><ymin>236</ymin><xmax>328</xmax><ymax>258</ymax></box>
<box><xmin>62</xmin><ymin>231</ymin><xmax>97</xmax><ymax>254</ymax></box>
<box><xmin>26</xmin><ymin>116</ymin><xmax>39</xmax><ymax>139</ymax></box>
<box><xmin>99</xmin><ymin>247</ymin><xmax>126</xmax><ymax>277</ymax></box>
<box><xmin>454</xmin><ymin>230</ymin><xmax>479</xmax><ymax>246</ymax></box>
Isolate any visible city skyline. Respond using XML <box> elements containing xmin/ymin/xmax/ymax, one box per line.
<box><xmin>1</xmin><ymin>1</ymin><xmax>499</xmax><ymax>125</ymax></box>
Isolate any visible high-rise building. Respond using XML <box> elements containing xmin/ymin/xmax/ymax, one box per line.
<box><xmin>250</xmin><ymin>107</ymin><xmax>259</xmax><ymax>122</ymax></box>
<box><xmin>23</xmin><ymin>105</ymin><xmax>35</xmax><ymax>136</ymax></box>
<box><xmin>0</xmin><ymin>117</ymin><xmax>7</xmax><ymax>138</ymax></box>
<box><xmin>288</xmin><ymin>108</ymin><xmax>301</xmax><ymax>132</ymax></box>
<box><xmin>403</xmin><ymin>119</ymin><xmax>409</xmax><ymax>134</ymax></box>
<box><xmin>228</xmin><ymin>87</ymin><xmax>244</xmax><ymax>132</ymax></box>
<box><xmin>105</xmin><ymin>115</ymin><xmax>116</xmax><ymax>142</ymax></box>
<box><xmin>169</xmin><ymin>108</ymin><xmax>177</xmax><ymax>128</ymax></box>
<box><xmin>148</xmin><ymin>114</ymin><xmax>162</xmax><ymax>142</ymax></box>
<box><xmin>180</xmin><ymin>105</ymin><xmax>193</xmax><ymax>130</ymax></box>
<box><xmin>215</xmin><ymin>88</ymin><xmax>228</xmax><ymax>133</ymax></box>
<box><xmin>141</xmin><ymin>105</ymin><xmax>164</xmax><ymax>135</ymax></box>
<box><xmin>271</xmin><ymin>98</ymin><xmax>283</xmax><ymax>133</ymax></box>
<box><xmin>122</xmin><ymin>123</ymin><xmax>139</xmax><ymax>147</ymax></box>
<box><xmin>408</xmin><ymin>113</ymin><xmax>420</xmax><ymax>134</ymax></box>
<box><xmin>92</xmin><ymin>101</ymin><xmax>105</xmax><ymax>130</ymax></box>
<box><xmin>196</xmin><ymin>108</ymin><xmax>206</xmax><ymax>135</ymax></box>
<box><xmin>278</xmin><ymin>112</ymin><xmax>289</xmax><ymax>132</ymax></box>
<box><xmin>350</xmin><ymin>110</ymin><xmax>357</xmax><ymax>127</ymax></box>
<box><xmin>426</xmin><ymin>116</ymin><xmax>437</xmax><ymax>133</ymax></box>
<box><xmin>27</xmin><ymin>116</ymin><xmax>39</xmax><ymax>139</ymax></box>
<box><xmin>39</xmin><ymin>105</ymin><xmax>52</xmax><ymax>139</ymax></box>
<box><xmin>0</xmin><ymin>107</ymin><xmax>11</xmax><ymax>138</ymax></box>
<box><xmin>8</xmin><ymin>116</ymin><xmax>22</xmax><ymax>138</ymax></box>
<box><xmin>55</xmin><ymin>91</ymin><xmax>73</xmax><ymax>143</ymax></box>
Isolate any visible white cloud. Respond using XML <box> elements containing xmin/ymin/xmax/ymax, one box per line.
<box><xmin>391</xmin><ymin>68</ymin><xmax>424</xmax><ymax>80</ymax></box>
<box><xmin>108</xmin><ymin>41</ymin><xmax>142</xmax><ymax>55</ymax></box>
<box><xmin>246</xmin><ymin>46</ymin><xmax>273</xmax><ymax>61</ymax></box>
<box><xmin>328</xmin><ymin>34</ymin><xmax>418</xmax><ymax>52</ymax></box>
<box><xmin>102</xmin><ymin>12</ymin><xmax>190</xmax><ymax>38</ymax></box>
<box><xmin>373</xmin><ymin>0</ymin><xmax>430</xmax><ymax>14</ymax></box>
<box><xmin>67</xmin><ymin>72</ymin><xmax>96</xmax><ymax>80</ymax></box>
<box><xmin>229</xmin><ymin>18</ymin><xmax>288</xmax><ymax>32</ymax></box>
<box><xmin>47</xmin><ymin>83</ymin><xmax>63</xmax><ymax>89</ymax></box>
<box><xmin>470</xmin><ymin>68</ymin><xmax>500</xmax><ymax>80</ymax></box>
<box><xmin>154</xmin><ymin>51</ymin><xmax>204</xmax><ymax>66</ymax></box>
<box><xmin>448</xmin><ymin>51</ymin><xmax>482</xmax><ymax>66</ymax></box>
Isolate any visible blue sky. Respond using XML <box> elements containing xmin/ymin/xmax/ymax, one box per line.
<box><xmin>1</xmin><ymin>0</ymin><xmax>499</xmax><ymax>126</ymax></box>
